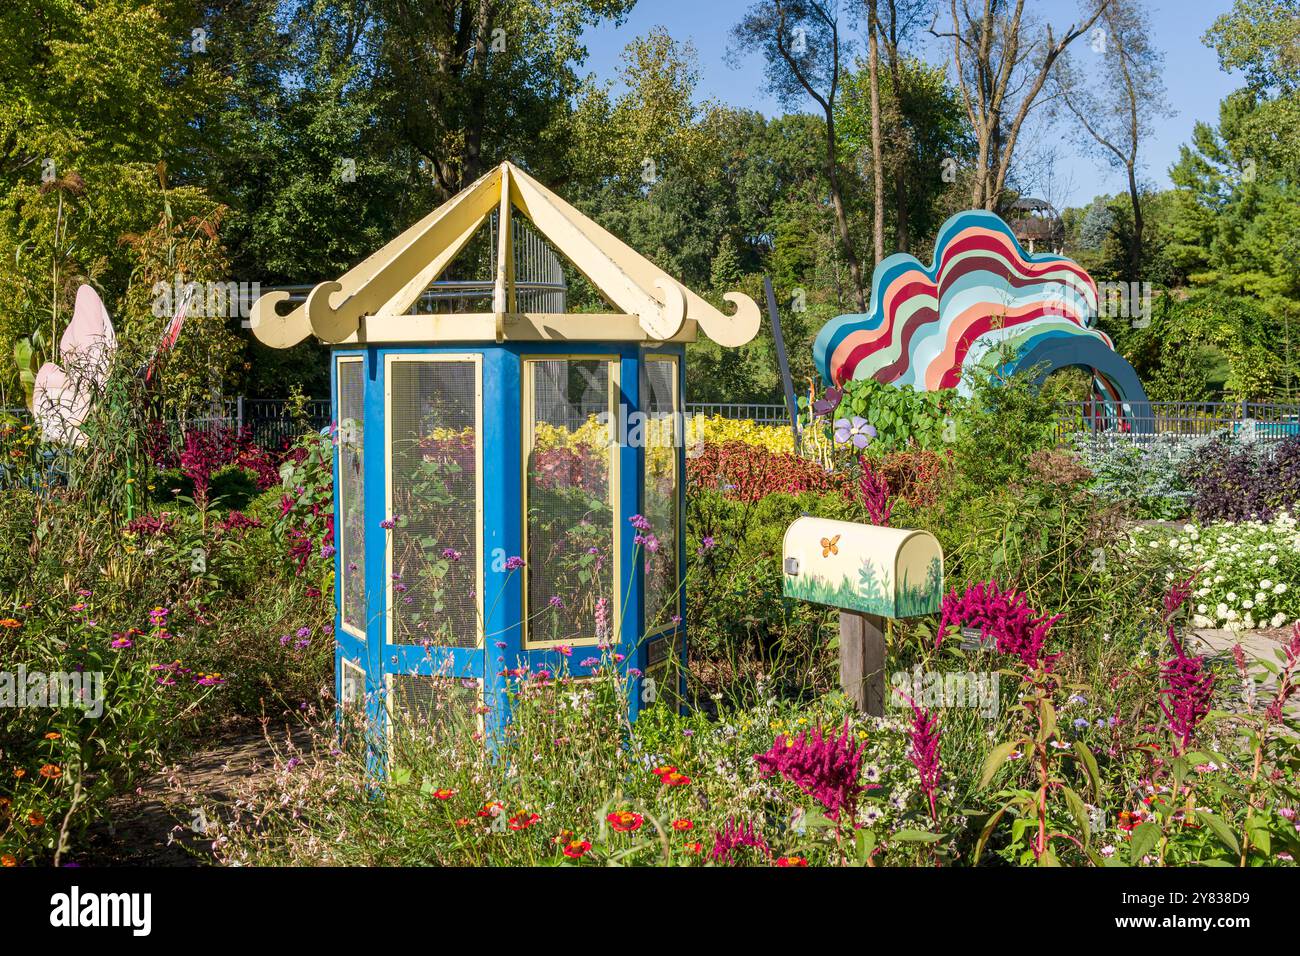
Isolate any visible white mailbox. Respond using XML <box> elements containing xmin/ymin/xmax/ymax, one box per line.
<box><xmin>782</xmin><ymin>517</ymin><xmax>943</xmax><ymax>618</ymax></box>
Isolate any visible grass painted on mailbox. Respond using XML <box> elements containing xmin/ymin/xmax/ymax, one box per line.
<box><xmin>784</xmin><ymin>556</ymin><xmax>942</xmax><ymax>618</ymax></box>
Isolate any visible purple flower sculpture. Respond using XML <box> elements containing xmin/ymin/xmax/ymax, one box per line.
<box><xmin>833</xmin><ymin>416</ymin><xmax>876</xmax><ymax>449</ymax></box>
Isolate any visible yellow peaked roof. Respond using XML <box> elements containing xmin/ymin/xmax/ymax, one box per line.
<box><xmin>249</xmin><ymin>161</ymin><xmax>761</xmax><ymax>349</ymax></box>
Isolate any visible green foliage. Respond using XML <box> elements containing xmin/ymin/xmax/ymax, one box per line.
<box><xmin>833</xmin><ymin>377</ymin><xmax>959</xmax><ymax>453</ymax></box>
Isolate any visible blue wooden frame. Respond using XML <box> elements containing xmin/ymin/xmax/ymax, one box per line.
<box><xmin>330</xmin><ymin>341</ymin><xmax>688</xmax><ymax>753</ymax></box>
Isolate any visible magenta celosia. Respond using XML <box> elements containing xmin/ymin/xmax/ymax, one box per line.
<box><xmin>709</xmin><ymin>816</ymin><xmax>771</xmax><ymax>864</ymax></box>
<box><xmin>1265</xmin><ymin>623</ymin><xmax>1300</xmax><ymax>724</ymax></box>
<box><xmin>1158</xmin><ymin>576</ymin><xmax>1214</xmax><ymax>754</ymax></box>
<box><xmin>902</xmin><ymin>694</ymin><xmax>942</xmax><ymax>822</ymax></box>
<box><xmin>936</xmin><ymin>581</ymin><xmax>1060</xmax><ymax>671</ymax></box>
<box><xmin>754</xmin><ymin>721</ymin><xmax>866</xmax><ymax>821</ymax></box>
<box><xmin>858</xmin><ymin>455</ymin><xmax>893</xmax><ymax>526</ymax></box>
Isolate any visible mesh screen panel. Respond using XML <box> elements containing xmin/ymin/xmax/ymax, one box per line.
<box><xmin>389</xmin><ymin>359</ymin><xmax>479</xmax><ymax>646</ymax></box>
<box><xmin>526</xmin><ymin>358</ymin><xmax>615</xmax><ymax>645</ymax></box>
<box><xmin>388</xmin><ymin>674</ymin><xmax>480</xmax><ymax>736</ymax></box>
<box><xmin>337</xmin><ymin>360</ymin><xmax>366</xmax><ymax>634</ymax></box>
<box><xmin>642</xmin><ymin>359</ymin><xmax>679</xmax><ymax>631</ymax></box>
<box><xmin>340</xmin><ymin>659</ymin><xmax>365</xmax><ymax>712</ymax></box>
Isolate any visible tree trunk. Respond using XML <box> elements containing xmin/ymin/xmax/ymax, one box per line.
<box><xmin>1126</xmin><ymin>164</ymin><xmax>1143</xmax><ymax>282</ymax></box>
<box><xmin>826</xmin><ymin>111</ymin><xmax>868</xmax><ymax>311</ymax></box>
<box><xmin>867</xmin><ymin>0</ymin><xmax>886</xmax><ymax>264</ymax></box>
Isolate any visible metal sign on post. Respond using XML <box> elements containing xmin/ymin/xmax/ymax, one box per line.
<box><xmin>763</xmin><ymin>275</ymin><xmax>801</xmax><ymax>452</ymax></box>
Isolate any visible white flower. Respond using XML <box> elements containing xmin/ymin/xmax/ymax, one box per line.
<box><xmin>1272</xmin><ymin>613</ymin><xmax>1287</xmax><ymax>627</ymax></box>
<box><xmin>1261</xmin><ymin>579</ymin><xmax>1274</xmax><ymax>590</ymax></box>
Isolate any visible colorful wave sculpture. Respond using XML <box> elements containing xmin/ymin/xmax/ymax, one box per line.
<box><xmin>813</xmin><ymin>210</ymin><xmax>1149</xmax><ymax>422</ymax></box>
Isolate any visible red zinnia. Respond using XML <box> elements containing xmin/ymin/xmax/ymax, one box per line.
<box><xmin>776</xmin><ymin>855</ymin><xmax>808</xmax><ymax>867</ymax></box>
<box><xmin>563</xmin><ymin>840</ymin><xmax>592</xmax><ymax>859</ymax></box>
<box><xmin>432</xmin><ymin>788</ymin><xmax>456</xmax><ymax>800</ymax></box>
<box><xmin>509</xmin><ymin>812</ymin><xmax>541</xmax><ymax>830</ymax></box>
<box><xmin>671</xmin><ymin>818</ymin><xmax>694</xmax><ymax>831</ymax></box>
<box><xmin>683</xmin><ymin>841</ymin><xmax>703</xmax><ymax>854</ymax></box>
<box><xmin>476</xmin><ymin>801</ymin><xmax>504</xmax><ymax>818</ymax></box>
<box><xmin>607</xmin><ymin>810</ymin><xmax>644</xmax><ymax>832</ymax></box>
<box><xmin>659</xmin><ymin>771</ymin><xmax>691</xmax><ymax>787</ymax></box>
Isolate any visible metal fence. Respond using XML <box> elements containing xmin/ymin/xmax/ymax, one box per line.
<box><xmin>684</xmin><ymin>402</ymin><xmax>791</xmax><ymax>426</ymax></box>
<box><xmin>1059</xmin><ymin>401</ymin><xmax>1300</xmax><ymax>443</ymax></box>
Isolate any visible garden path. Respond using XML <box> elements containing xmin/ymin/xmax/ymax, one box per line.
<box><xmin>1191</xmin><ymin>628</ymin><xmax>1299</xmax><ymax>717</ymax></box>
<box><xmin>81</xmin><ymin>720</ymin><xmax>314</xmax><ymax>865</ymax></box>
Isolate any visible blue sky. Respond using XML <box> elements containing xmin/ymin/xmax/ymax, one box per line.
<box><xmin>579</xmin><ymin>0</ymin><xmax>1242</xmax><ymax>210</ymax></box>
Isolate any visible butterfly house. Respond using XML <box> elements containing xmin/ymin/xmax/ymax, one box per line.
<box><xmin>249</xmin><ymin>162</ymin><xmax>761</xmax><ymax>745</ymax></box>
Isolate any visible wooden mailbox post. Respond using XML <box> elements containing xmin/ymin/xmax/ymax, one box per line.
<box><xmin>782</xmin><ymin>518</ymin><xmax>943</xmax><ymax>716</ymax></box>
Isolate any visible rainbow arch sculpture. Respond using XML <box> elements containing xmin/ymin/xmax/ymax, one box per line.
<box><xmin>813</xmin><ymin>210</ymin><xmax>1149</xmax><ymax>429</ymax></box>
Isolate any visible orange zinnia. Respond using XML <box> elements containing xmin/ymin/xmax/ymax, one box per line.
<box><xmin>683</xmin><ymin>841</ymin><xmax>703</xmax><ymax>854</ymax></box>
<box><xmin>672</xmin><ymin>818</ymin><xmax>694</xmax><ymax>831</ymax></box>
<box><xmin>606</xmin><ymin>810</ymin><xmax>644</xmax><ymax>832</ymax></box>
<box><xmin>0</xmin><ymin>854</ymin><xmax>16</xmax><ymax>867</ymax></box>
<box><xmin>27</xmin><ymin>811</ymin><xmax>45</xmax><ymax>827</ymax></box>
<box><xmin>38</xmin><ymin>764</ymin><xmax>61</xmax><ymax>779</ymax></box>
<box><xmin>44</xmin><ymin>732</ymin><xmax>60</xmax><ymax>740</ymax></box>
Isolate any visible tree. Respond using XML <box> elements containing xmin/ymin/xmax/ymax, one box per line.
<box><xmin>370</xmin><ymin>0</ymin><xmax>635</xmax><ymax>198</ymax></box>
<box><xmin>930</xmin><ymin>0</ymin><xmax>1110</xmax><ymax>210</ymax></box>
<box><xmin>1204</xmin><ymin>0</ymin><xmax>1300</xmax><ymax>173</ymax></box>
<box><xmin>1053</xmin><ymin>0</ymin><xmax>1169</xmax><ymax>280</ymax></box>
<box><xmin>731</xmin><ymin>0</ymin><xmax>867</xmax><ymax>309</ymax></box>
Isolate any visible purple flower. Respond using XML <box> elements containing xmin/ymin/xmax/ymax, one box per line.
<box><xmin>548</xmin><ymin>595</ymin><xmax>564</xmax><ymax>609</ymax></box>
<box><xmin>629</xmin><ymin>513</ymin><xmax>651</xmax><ymax>532</ymax></box>
<box><xmin>279</xmin><ymin>634</ymin><xmax>291</xmax><ymax>646</ymax></box>
<box><xmin>698</xmin><ymin>535</ymin><xmax>716</xmax><ymax>553</ymax></box>
<box><xmin>296</xmin><ymin>626</ymin><xmax>311</xmax><ymax>639</ymax></box>
<box><xmin>833</xmin><ymin>416</ymin><xmax>876</xmax><ymax>449</ymax></box>
<box><xmin>580</xmin><ymin>657</ymin><xmax>600</xmax><ymax>668</ymax></box>
<box><xmin>504</xmin><ymin>555</ymin><xmax>525</xmax><ymax>571</ymax></box>
<box><xmin>320</xmin><ymin>544</ymin><xmax>336</xmax><ymax>559</ymax></box>
<box><xmin>442</xmin><ymin>548</ymin><xmax>462</xmax><ymax>561</ymax></box>
<box><xmin>811</xmin><ymin>386</ymin><xmax>842</xmax><ymax>417</ymax></box>
<box><xmin>380</xmin><ymin>517</ymin><xmax>396</xmax><ymax>530</ymax></box>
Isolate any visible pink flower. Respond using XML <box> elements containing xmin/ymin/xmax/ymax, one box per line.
<box><xmin>709</xmin><ymin>817</ymin><xmax>771</xmax><ymax>864</ymax></box>
<box><xmin>754</xmin><ymin>721</ymin><xmax>866</xmax><ymax>821</ymax></box>
<box><xmin>857</xmin><ymin>456</ymin><xmax>893</xmax><ymax>526</ymax></box>
<box><xmin>936</xmin><ymin>581</ymin><xmax>1059</xmax><ymax>671</ymax></box>
<box><xmin>902</xmin><ymin>694</ymin><xmax>942</xmax><ymax>822</ymax></box>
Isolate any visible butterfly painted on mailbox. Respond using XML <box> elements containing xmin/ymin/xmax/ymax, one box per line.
<box><xmin>820</xmin><ymin>534</ymin><xmax>840</xmax><ymax>558</ymax></box>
